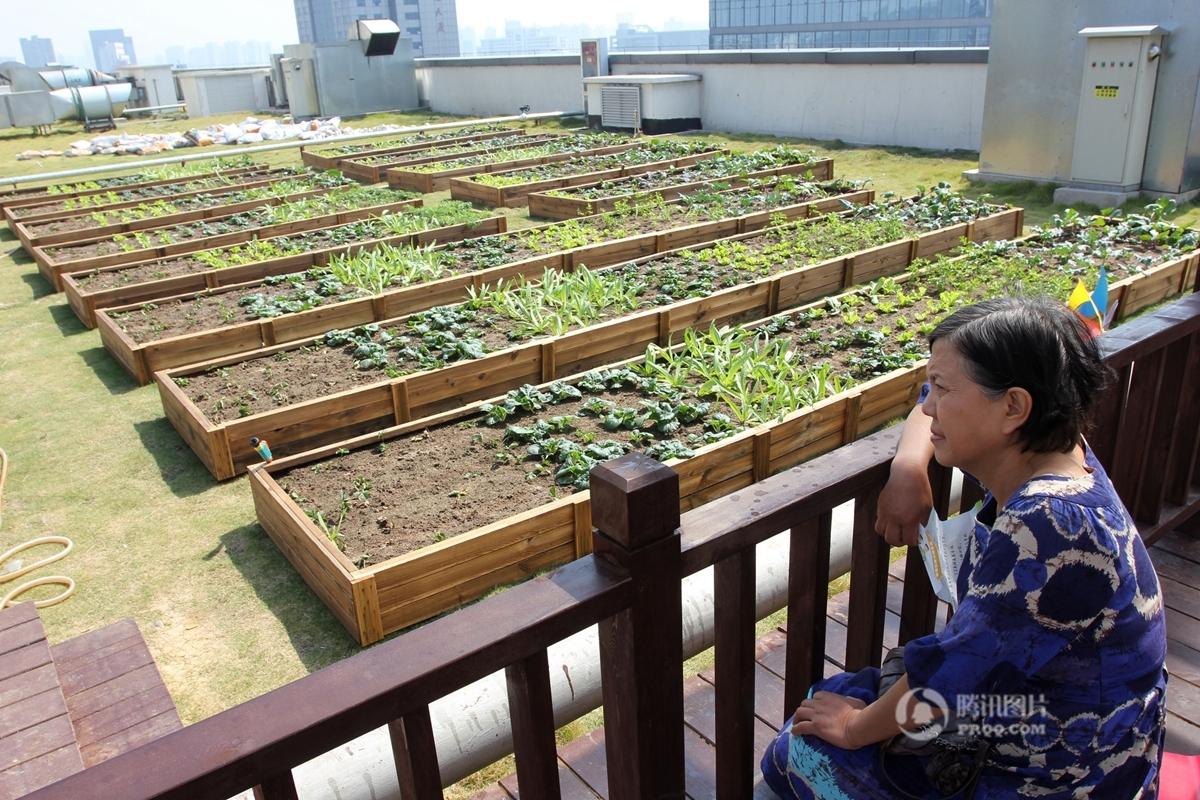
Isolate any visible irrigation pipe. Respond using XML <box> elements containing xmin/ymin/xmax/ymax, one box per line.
<box><xmin>0</xmin><ymin>448</ymin><xmax>76</xmax><ymax>609</ymax></box>
<box><xmin>0</xmin><ymin>111</ymin><xmax>578</xmax><ymax>189</ymax></box>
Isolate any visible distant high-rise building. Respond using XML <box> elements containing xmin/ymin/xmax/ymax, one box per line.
<box><xmin>293</xmin><ymin>0</ymin><xmax>458</xmax><ymax>56</ymax></box>
<box><xmin>708</xmin><ymin>0</ymin><xmax>992</xmax><ymax>49</ymax></box>
<box><xmin>20</xmin><ymin>36</ymin><xmax>56</xmax><ymax>67</ymax></box>
<box><xmin>89</xmin><ymin>29</ymin><xmax>137</xmax><ymax>72</ymax></box>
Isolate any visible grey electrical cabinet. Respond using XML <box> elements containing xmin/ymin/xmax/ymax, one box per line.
<box><xmin>1069</xmin><ymin>26</ymin><xmax>1165</xmax><ymax>191</ymax></box>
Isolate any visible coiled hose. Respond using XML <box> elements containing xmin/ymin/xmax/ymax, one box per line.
<box><xmin>0</xmin><ymin>448</ymin><xmax>75</xmax><ymax>608</ymax></box>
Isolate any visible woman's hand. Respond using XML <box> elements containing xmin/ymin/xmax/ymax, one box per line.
<box><xmin>876</xmin><ymin>404</ymin><xmax>936</xmax><ymax>547</ymax></box>
<box><xmin>876</xmin><ymin>462</ymin><xmax>933</xmax><ymax>547</ymax></box>
<box><xmin>790</xmin><ymin>692</ymin><xmax>868</xmax><ymax>750</ymax></box>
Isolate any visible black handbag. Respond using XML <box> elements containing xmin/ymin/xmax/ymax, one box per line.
<box><xmin>875</xmin><ymin>646</ymin><xmax>991</xmax><ymax>799</ymax></box>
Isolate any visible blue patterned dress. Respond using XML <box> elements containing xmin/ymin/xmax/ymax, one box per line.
<box><xmin>761</xmin><ymin>447</ymin><xmax>1167</xmax><ymax>799</ymax></box>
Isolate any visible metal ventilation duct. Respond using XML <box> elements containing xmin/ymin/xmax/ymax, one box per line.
<box><xmin>0</xmin><ymin>62</ymin><xmax>131</xmax><ymax>129</ymax></box>
<box><xmin>352</xmin><ymin>19</ymin><xmax>400</xmax><ymax>56</ymax></box>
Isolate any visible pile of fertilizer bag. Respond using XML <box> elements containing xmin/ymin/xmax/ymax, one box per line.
<box><xmin>16</xmin><ymin>116</ymin><xmax>408</xmax><ymax>159</ymax></box>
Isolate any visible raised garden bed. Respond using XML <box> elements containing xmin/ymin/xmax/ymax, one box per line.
<box><xmin>21</xmin><ymin>170</ymin><xmax>354</xmax><ymax>254</ymax></box>
<box><xmin>528</xmin><ymin>149</ymin><xmax>838</xmax><ymax>220</ymax></box>
<box><xmin>338</xmin><ymin>133</ymin><xmax>564</xmax><ymax>184</ymax></box>
<box><xmin>385</xmin><ymin>134</ymin><xmax>636</xmax><ymax>193</ymax></box>
<box><xmin>60</xmin><ymin>199</ymin><xmax>510</xmax><ymax>327</ymax></box>
<box><xmin>247</xmin><ymin>205</ymin><xmax>1200</xmax><ymax>644</ymax></box>
<box><xmin>6</xmin><ymin>166</ymin><xmax>302</xmax><ymax>230</ymax></box>
<box><xmin>36</xmin><ymin>186</ymin><xmax>419</xmax><ymax>292</ymax></box>
<box><xmin>0</xmin><ymin>156</ymin><xmax>262</xmax><ymax>212</ymax></box>
<box><xmin>97</xmin><ymin>175</ymin><xmax>859</xmax><ymax>384</ymax></box>
<box><xmin>299</xmin><ymin>125</ymin><xmax>524</xmax><ymax>171</ymax></box>
<box><xmin>158</xmin><ymin>189</ymin><xmax>1017</xmax><ymax>479</ymax></box>
<box><xmin>448</xmin><ymin>141</ymin><xmax>724</xmax><ymax>208</ymax></box>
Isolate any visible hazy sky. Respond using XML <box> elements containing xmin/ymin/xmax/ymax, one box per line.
<box><xmin>3</xmin><ymin>0</ymin><xmax>708</xmax><ymax>67</ymax></box>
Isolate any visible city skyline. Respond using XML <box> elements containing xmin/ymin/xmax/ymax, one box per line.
<box><xmin>3</xmin><ymin>0</ymin><xmax>705</xmax><ymax>69</ymax></box>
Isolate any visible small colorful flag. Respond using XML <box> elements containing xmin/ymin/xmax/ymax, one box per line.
<box><xmin>1067</xmin><ymin>268</ymin><xmax>1111</xmax><ymax>336</ymax></box>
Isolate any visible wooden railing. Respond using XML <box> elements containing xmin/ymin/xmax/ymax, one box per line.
<box><xmin>23</xmin><ymin>290</ymin><xmax>1200</xmax><ymax>800</ymax></box>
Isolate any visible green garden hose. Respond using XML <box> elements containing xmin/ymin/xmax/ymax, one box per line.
<box><xmin>0</xmin><ymin>448</ymin><xmax>76</xmax><ymax>609</ymax></box>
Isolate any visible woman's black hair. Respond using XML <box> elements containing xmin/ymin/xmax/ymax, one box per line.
<box><xmin>928</xmin><ymin>297</ymin><xmax>1109</xmax><ymax>454</ymax></box>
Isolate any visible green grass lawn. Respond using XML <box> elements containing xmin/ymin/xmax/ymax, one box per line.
<box><xmin>0</xmin><ymin>109</ymin><xmax>1195</xmax><ymax>794</ymax></box>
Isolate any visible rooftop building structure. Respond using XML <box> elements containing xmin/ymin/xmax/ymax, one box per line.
<box><xmin>89</xmin><ymin>28</ymin><xmax>137</xmax><ymax>73</ymax></box>
<box><xmin>19</xmin><ymin>36</ymin><xmax>55</xmax><ymax>68</ymax></box>
<box><xmin>294</xmin><ymin>0</ymin><xmax>458</xmax><ymax>56</ymax></box>
<box><xmin>708</xmin><ymin>0</ymin><xmax>991</xmax><ymax>49</ymax></box>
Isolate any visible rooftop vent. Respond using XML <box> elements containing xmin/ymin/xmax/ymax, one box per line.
<box><xmin>352</xmin><ymin>19</ymin><xmax>401</xmax><ymax>57</ymax></box>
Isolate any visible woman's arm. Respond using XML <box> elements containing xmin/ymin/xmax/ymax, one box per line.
<box><xmin>875</xmin><ymin>404</ymin><xmax>935</xmax><ymax>546</ymax></box>
<box><xmin>791</xmin><ymin>674</ymin><xmax>930</xmax><ymax>749</ymax></box>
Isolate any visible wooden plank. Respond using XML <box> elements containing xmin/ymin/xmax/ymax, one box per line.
<box><xmin>785</xmin><ymin>512</ymin><xmax>832</xmax><ymax>715</ymax></box>
<box><xmin>0</xmin><ymin>619</ymin><xmax>47</xmax><ymax>659</ymax></box>
<box><xmin>714</xmin><ymin>548</ymin><xmax>757</xmax><ymax>797</ymax></box>
<box><xmin>0</xmin><ymin>643</ymin><xmax>53</xmax><ymax>684</ymax></box>
<box><xmin>0</xmin><ymin>663</ymin><xmax>59</xmax><ymax>710</ymax></box>
<box><xmin>1166</xmin><ymin>713</ymin><xmax>1200</xmax><ymax>756</ymax></box>
<box><xmin>844</xmin><ymin>486</ymin><xmax>887</xmax><ymax>671</ymax></box>
<box><xmin>250</xmin><ymin>472</ymin><xmax>360</xmax><ymax>639</ymax></box>
<box><xmin>0</xmin><ymin>715</ymin><xmax>77</xmax><ymax>771</ymax></box>
<box><xmin>0</xmin><ymin>687</ymin><xmax>70</xmax><ymax>739</ymax></box>
<box><xmin>506</xmin><ymin>651</ymin><xmax>561</xmax><ymax>800</ymax></box>
<box><xmin>0</xmin><ymin>744</ymin><xmax>84</xmax><ymax>799</ymax></box>
<box><xmin>77</xmin><ymin>704</ymin><xmax>183</xmax><ymax>768</ymax></box>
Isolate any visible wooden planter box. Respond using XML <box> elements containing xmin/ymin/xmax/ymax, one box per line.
<box><xmin>299</xmin><ymin>128</ymin><xmax>525</xmax><ymax>171</ymax></box>
<box><xmin>385</xmin><ymin>142</ymin><xmax>641</xmax><ymax>193</ymax></box>
<box><xmin>339</xmin><ymin>134</ymin><xmax>562</xmax><ymax>184</ymax></box>
<box><xmin>34</xmin><ymin>193</ymin><xmax>420</xmax><ymax>292</ymax></box>
<box><xmin>5</xmin><ymin>167</ymin><xmax>297</xmax><ymax>232</ymax></box>
<box><xmin>98</xmin><ymin>186</ymin><xmax>873</xmax><ymax>385</ymax></box>
<box><xmin>158</xmin><ymin>205</ymin><xmax>1018</xmax><ymax>480</ymax></box>
<box><xmin>0</xmin><ymin>162</ymin><xmax>270</xmax><ymax>214</ymax></box>
<box><xmin>527</xmin><ymin>159</ymin><xmax>837</xmax><ymax>220</ymax></box>
<box><xmin>16</xmin><ymin>176</ymin><xmax>346</xmax><ymax>253</ymax></box>
<box><xmin>18</xmin><ymin>178</ymin><xmax>362</xmax><ymax>260</ymax></box>
<box><xmin>447</xmin><ymin>149</ymin><xmax>725</xmax><ymax>208</ymax></box>
<box><xmin>60</xmin><ymin>198</ymin><xmax>450</xmax><ymax>328</ymax></box>
<box><xmin>247</xmin><ymin>236</ymin><xmax>1200</xmax><ymax>645</ymax></box>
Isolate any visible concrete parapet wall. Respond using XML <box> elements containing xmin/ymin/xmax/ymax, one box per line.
<box><xmin>415</xmin><ymin>49</ymin><xmax>987</xmax><ymax>151</ymax></box>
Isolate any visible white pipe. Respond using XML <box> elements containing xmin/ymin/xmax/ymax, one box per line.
<box><xmin>0</xmin><ymin>111</ymin><xmax>575</xmax><ymax>188</ymax></box>
<box><xmin>280</xmin><ymin>501</ymin><xmax>863</xmax><ymax>799</ymax></box>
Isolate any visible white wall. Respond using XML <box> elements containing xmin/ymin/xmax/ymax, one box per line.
<box><xmin>416</xmin><ymin>63</ymin><xmax>582</xmax><ymax>116</ymax></box>
<box><xmin>418</xmin><ymin>55</ymin><xmax>987</xmax><ymax>152</ymax></box>
<box><xmin>178</xmin><ymin>71</ymin><xmax>272</xmax><ymax>117</ymax></box>
<box><xmin>613</xmin><ymin>61</ymin><xmax>985</xmax><ymax>151</ymax></box>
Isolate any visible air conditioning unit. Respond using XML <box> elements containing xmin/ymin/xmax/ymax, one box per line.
<box><xmin>583</xmin><ymin>74</ymin><xmax>701</xmax><ymax>134</ymax></box>
<box><xmin>600</xmin><ymin>85</ymin><xmax>640</xmax><ymax>130</ymax></box>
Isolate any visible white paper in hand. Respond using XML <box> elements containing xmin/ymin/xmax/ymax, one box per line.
<box><xmin>916</xmin><ymin>502</ymin><xmax>981</xmax><ymax>610</ymax></box>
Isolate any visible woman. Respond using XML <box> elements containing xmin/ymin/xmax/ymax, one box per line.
<box><xmin>761</xmin><ymin>297</ymin><xmax>1167</xmax><ymax>798</ymax></box>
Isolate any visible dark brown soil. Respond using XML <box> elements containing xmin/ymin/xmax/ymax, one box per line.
<box><xmin>181</xmin><ymin>324</ymin><xmax>516</xmax><ymax>422</ymax></box>
<box><xmin>111</xmin><ymin>280</ymin><xmax>367</xmax><ymax>343</ymax></box>
<box><xmin>75</xmin><ymin>255</ymin><xmax>211</xmax><ymax>290</ymax></box>
<box><xmin>278</xmin><ymin>388</ymin><xmax>720</xmax><ymax>567</ymax></box>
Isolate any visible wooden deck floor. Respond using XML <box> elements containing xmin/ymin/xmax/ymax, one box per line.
<box><xmin>475</xmin><ymin>528</ymin><xmax>1200</xmax><ymax>799</ymax></box>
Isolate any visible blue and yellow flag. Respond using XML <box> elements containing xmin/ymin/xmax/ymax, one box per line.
<box><xmin>1067</xmin><ymin>268</ymin><xmax>1110</xmax><ymax>336</ymax></box>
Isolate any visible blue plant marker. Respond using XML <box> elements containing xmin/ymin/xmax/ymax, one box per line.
<box><xmin>249</xmin><ymin>437</ymin><xmax>273</xmax><ymax>462</ymax></box>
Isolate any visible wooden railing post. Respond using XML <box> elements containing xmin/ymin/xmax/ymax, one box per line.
<box><xmin>590</xmin><ymin>453</ymin><xmax>685</xmax><ymax>800</ymax></box>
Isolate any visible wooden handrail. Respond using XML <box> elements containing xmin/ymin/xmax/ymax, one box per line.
<box><xmin>22</xmin><ymin>557</ymin><xmax>632</xmax><ymax>800</ymax></box>
<box><xmin>22</xmin><ymin>291</ymin><xmax>1200</xmax><ymax>800</ymax></box>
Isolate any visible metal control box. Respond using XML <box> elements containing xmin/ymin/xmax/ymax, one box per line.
<box><xmin>580</xmin><ymin>38</ymin><xmax>609</xmax><ymax>118</ymax></box>
<box><xmin>1069</xmin><ymin>26</ymin><xmax>1165</xmax><ymax>190</ymax></box>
